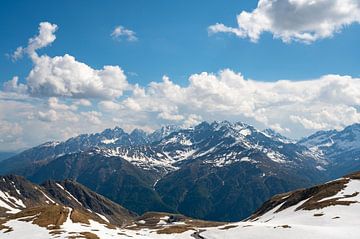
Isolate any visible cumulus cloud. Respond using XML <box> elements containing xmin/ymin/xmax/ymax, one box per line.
<box><xmin>47</xmin><ymin>97</ymin><xmax>76</xmax><ymax>111</ymax></box>
<box><xmin>121</xmin><ymin>70</ymin><xmax>360</xmax><ymax>135</ymax></box>
<box><xmin>11</xmin><ymin>22</ymin><xmax>58</xmax><ymax>60</ymax></box>
<box><xmin>2</xmin><ymin>21</ymin><xmax>360</xmax><ymax>150</ymax></box>
<box><xmin>38</xmin><ymin>109</ymin><xmax>58</xmax><ymax>122</ymax></box>
<box><xmin>111</xmin><ymin>25</ymin><xmax>138</xmax><ymax>41</ymax></box>
<box><xmin>98</xmin><ymin>100</ymin><xmax>121</xmax><ymax>111</ymax></box>
<box><xmin>7</xmin><ymin>22</ymin><xmax>130</xmax><ymax>99</ymax></box>
<box><xmin>11</xmin><ymin>47</ymin><xmax>24</xmax><ymax>61</ymax></box>
<box><xmin>81</xmin><ymin>111</ymin><xmax>102</xmax><ymax>125</ymax></box>
<box><xmin>2</xmin><ymin>69</ymin><xmax>360</xmax><ymax>150</ymax></box>
<box><xmin>28</xmin><ymin>22</ymin><xmax>58</xmax><ymax>57</ymax></box>
<box><xmin>0</xmin><ymin>120</ymin><xmax>23</xmax><ymax>143</ymax></box>
<box><xmin>3</xmin><ymin>76</ymin><xmax>28</xmax><ymax>94</ymax></box>
<box><xmin>208</xmin><ymin>0</ymin><xmax>360</xmax><ymax>43</ymax></box>
<box><xmin>74</xmin><ymin>99</ymin><xmax>92</xmax><ymax>107</ymax></box>
<box><xmin>182</xmin><ymin>114</ymin><xmax>203</xmax><ymax>128</ymax></box>
<box><xmin>0</xmin><ymin>91</ymin><xmax>98</xmax><ymax>150</ymax></box>
<box><xmin>27</xmin><ymin>54</ymin><xmax>129</xmax><ymax>99</ymax></box>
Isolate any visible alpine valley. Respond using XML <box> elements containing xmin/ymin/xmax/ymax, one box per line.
<box><xmin>1</xmin><ymin>120</ymin><xmax>360</xmax><ymax>226</ymax></box>
<box><xmin>1</xmin><ymin>165</ymin><xmax>360</xmax><ymax>238</ymax></box>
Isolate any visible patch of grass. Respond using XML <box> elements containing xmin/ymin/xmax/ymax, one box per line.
<box><xmin>7</xmin><ymin>205</ymin><xmax>69</xmax><ymax>229</ymax></box>
<box><xmin>70</xmin><ymin>209</ymin><xmax>90</xmax><ymax>224</ymax></box>
<box><xmin>80</xmin><ymin>232</ymin><xmax>100</xmax><ymax>239</ymax></box>
<box><xmin>157</xmin><ymin>225</ymin><xmax>194</xmax><ymax>234</ymax></box>
<box><xmin>185</xmin><ymin>219</ymin><xmax>225</xmax><ymax>228</ymax></box>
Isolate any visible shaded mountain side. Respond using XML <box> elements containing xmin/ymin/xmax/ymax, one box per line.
<box><xmin>156</xmin><ymin>157</ymin><xmax>325</xmax><ymax>222</ymax></box>
<box><xmin>0</xmin><ymin>174</ymin><xmax>53</xmax><ymax>211</ymax></box>
<box><xmin>41</xmin><ymin>180</ymin><xmax>137</xmax><ymax>226</ymax></box>
<box><xmin>28</xmin><ymin>150</ymin><xmax>174</xmax><ymax>215</ymax></box>
<box><xmin>0</xmin><ymin>152</ymin><xmax>17</xmax><ymax>162</ymax></box>
<box><xmin>0</xmin><ymin>142</ymin><xmax>63</xmax><ymax>177</ymax></box>
<box><xmin>23</xmin><ymin>146</ymin><xmax>326</xmax><ymax>221</ymax></box>
<box><xmin>298</xmin><ymin>123</ymin><xmax>360</xmax><ymax>178</ymax></box>
<box><xmin>0</xmin><ymin>175</ymin><xmax>135</xmax><ymax>226</ymax></box>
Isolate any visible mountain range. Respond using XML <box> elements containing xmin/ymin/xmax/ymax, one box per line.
<box><xmin>1</xmin><ymin>171</ymin><xmax>359</xmax><ymax>238</ymax></box>
<box><xmin>1</xmin><ymin>121</ymin><xmax>360</xmax><ymax>222</ymax></box>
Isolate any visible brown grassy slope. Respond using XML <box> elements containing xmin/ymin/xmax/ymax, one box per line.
<box><xmin>249</xmin><ymin>171</ymin><xmax>360</xmax><ymax>220</ymax></box>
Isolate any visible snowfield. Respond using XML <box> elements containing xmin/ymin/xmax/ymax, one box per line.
<box><xmin>1</xmin><ymin>174</ymin><xmax>360</xmax><ymax>238</ymax></box>
<box><xmin>203</xmin><ymin>178</ymin><xmax>360</xmax><ymax>239</ymax></box>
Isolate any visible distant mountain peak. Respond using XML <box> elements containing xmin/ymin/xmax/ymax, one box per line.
<box><xmin>262</xmin><ymin>128</ymin><xmax>295</xmax><ymax>144</ymax></box>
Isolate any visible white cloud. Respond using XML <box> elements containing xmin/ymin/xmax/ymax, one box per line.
<box><xmin>111</xmin><ymin>25</ymin><xmax>138</xmax><ymax>41</ymax></box>
<box><xmin>74</xmin><ymin>99</ymin><xmax>92</xmax><ymax>107</ymax></box>
<box><xmin>27</xmin><ymin>54</ymin><xmax>129</xmax><ymax>99</ymax></box>
<box><xmin>28</xmin><ymin>22</ymin><xmax>58</xmax><ymax>56</ymax></box>
<box><xmin>121</xmin><ymin>70</ymin><xmax>360</xmax><ymax>135</ymax></box>
<box><xmin>208</xmin><ymin>0</ymin><xmax>360</xmax><ymax>43</ymax></box>
<box><xmin>0</xmin><ymin>120</ymin><xmax>23</xmax><ymax>144</ymax></box>
<box><xmin>182</xmin><ymin>114</ymin><xmax>203</xmax><ymax>128</ymax></box>
<box><xmin>158</xmin><ymin>111</ymin><xmax>184</xmax><ymax>121</ymax></box>
<box><xmin>2</xmin><ymin>21</ymin><xmax>360</xmax><ymax>151</ymax></box>
<box><xmin>48</xmin><ymin>97</ymin><xmax>76</xmax><ymax>111</ymax></box>
<box><xmin>98</xmin><ymin>100</ymin><xmax>121</xmax><ymax>111</ymax></box>
<box><xmin>2</xmin><ymin>70</ymin><xmax>360</xmax><ymax>150</ymax></box>
<box><xmin>81</xmin><ymin>111</ymin><xmax>102</xmax><ymax>125</ymax></box>
<box><xmin>11</xmin><ymin>22</ymin><xmax>58</xmax><ymax>60</ymax></box>
<box><xmin>8</xmin><ymin>22</ymin><xmax>130</xmax><ymax>99</ymax></box>
<box><xmin>38</xmin><ymin>109</ymin><xmax>58</xmax><ymax>122</ymax></box>
<box><xmin>11</xmin><ymin>47</ymin><xmax>24</xmax><ymax>61</ymax></box>
<box><xmin>3</xmin><ymin>76</ymin><xmax>28</xmax><ymax>94</ymax></box>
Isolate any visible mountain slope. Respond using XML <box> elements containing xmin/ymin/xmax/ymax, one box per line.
<box><xmin>2</xmin><ymin>172</ymin><xmax>360</xmax><ymax>238</ymax></box>
<box><xmin>0</xmin><ymin>120</ymin><xmax>331</xmax><ymax>221</ymax></box>
<box><xmin>201</xmin><ymin>171</ymin><xmax>360</xmax><ymax>239</ymax></box>
<box><xmin>0</xmin><ymin>175</ymin><xmax>222</xmax><ymax>239</ymax></box>
<box><xmin>156</xmin><ymin>153</ymin><xmax>322</xmax><ymax>221</ymax></box>
<box><xmin>153</xmin><ymin>121</ymin><xmax>325</xmax><ymax>221</ymax></box>
<box><xmin>299</xmin><ymin>123</ymin><xmax>360</xmax><ymax>178</ymax></box>
<box><xmin>41</xmin><ymin>179</ymin><xmax>137</xmax><ymax>226</ymax></box>
<box><xmin>27</xmin><ymin>149</ymin><xmax>173</xmax><ymax>215</ymax></box>
<box><xmin>0</xmin><ymin>152</ymin><xmax>17</xmax><ymax>162</ymax></box>
<box><xmin>0</xmin><ymin>175</ymin><xmax>135</xmax><ymax>226</ymax></box>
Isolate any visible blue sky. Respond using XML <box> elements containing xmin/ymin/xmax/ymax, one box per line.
<box><xmin>0</xmin><ymin>0</ymin><xmax>360</xmax><ymax>151</ymax></box>
<box><xmin>1</xmin><ymin>0</ymin><xmax>359</xmax><ymax>87</ymax></box>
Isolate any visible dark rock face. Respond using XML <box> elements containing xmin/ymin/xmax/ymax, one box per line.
<box><xmin>41</xmin><ymin>180</ymin><xmax>137</xmax><ymax>226</ymax></box>
<box><xmin>0</xmin><ymin>175</ymin><xmax>135</xmax><ymax>226</ymax></box>
<box><xmin>0</xmin><ymin>175</ymin><xmax>51</xmax><ymax>210</ymax></box>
